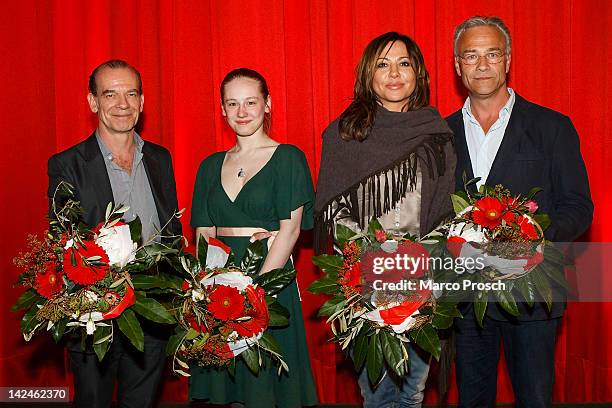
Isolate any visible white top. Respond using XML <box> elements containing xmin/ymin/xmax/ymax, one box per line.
<box><xmin>461</xmin><ymin>88</ymin><xmax>516</xmax><ymax>189</ymax></box>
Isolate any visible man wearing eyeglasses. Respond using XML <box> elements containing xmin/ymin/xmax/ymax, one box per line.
<box><xmin>446</xmin><ymin>16</ymin><xmax>593</xmax><ymax>408</ymax></box>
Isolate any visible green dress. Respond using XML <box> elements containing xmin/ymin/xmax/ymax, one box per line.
<box><xmin>190</xmin><ymin>144</ymin><xmax>318</xmax><ymax>408</ymax></box>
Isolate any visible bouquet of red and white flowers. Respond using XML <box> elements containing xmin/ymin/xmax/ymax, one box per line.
<box><xmin>435</xmin><ymin>180</ymin><xmax>568</xmax><ymax>325</ymax></box>
<box><xmin>167</xmin><ymin>238</ymin><xmax>296</xmax><ymax>377</ymax></box>
<box><xmin>445</xmin><ymin>183</ymin><xmax>548</xmax><ymax>276</ymax></box>
<box><xmin>309</xmin><ymin>220</ymin><xmax>460</xmax><ymax>386</ymax></box>
<box><xmin>12</xmin><ymin>182</ymin><xmax>181</xmax><ymax>359</ymax></box>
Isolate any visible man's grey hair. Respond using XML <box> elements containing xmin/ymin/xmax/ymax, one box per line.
<box><xmin>453</xmin><ymin>16</ymin><xmax>512</xmax><ymax>56</ymax></box>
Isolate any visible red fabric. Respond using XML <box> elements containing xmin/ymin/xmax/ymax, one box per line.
<box><xmin>2</xmin><ymin>0</ymin><xmax>611</xmax><ymax>404</ymax></box>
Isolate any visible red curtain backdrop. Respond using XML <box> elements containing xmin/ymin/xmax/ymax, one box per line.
<box><xmin>2</xmin><ymin>0</ymin><xmax>611</xmax><ymax>404</ymax></box>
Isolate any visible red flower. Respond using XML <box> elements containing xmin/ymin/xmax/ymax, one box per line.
<box><xmin>374</xmin><ymin>229</ymin><xmax>387</xmax><ymax>243</ymax></box>
<box><xmin>227</xmin><ymin>286</ymin><xmax>269</xmax><ymax>337</ymax></box>
<box><xmin>63</xmin><ymin>241</ymin><xmax>110</xmax><ymax>285</ymax></box>
<box><xmin>341</xmin><ymin>262</ymin><xmax>362</xmax><ymax>288</ymax></box>
<box><xmin>379</xmin><ymin>288</ymin><xmax>431</xmax><ymax>325</ymax></box>
<box><xmin>446</xmin><ymin>236</ymin><xmax>466</xmax><ymax>258</ymax></box>
<box><xmin>34</xmin><ymin>262</ymin><xmax>64</xmax><ymax>298</ymax></box>
<box><xmin>518</xmin><ymin>216</ymin><xmax>539</xmax><ymax>240</ymax></box>
<box><xmin>502</xmin><ymin>211</ymin><xmax>517</xmax><ymax>224</ymax></box>
<box><xmin>208</xmin><ymin>286</ymin><xmax>245</xmax><ymax>321</ymax></box>
<box><xmin>57</xmin><ymin>232</ymin><xmax>70</xmax><ymax>248</ymax></box>
<box><xmin>379</xmin><ymin>301</ymin><xmax>423</xmax><ymax>325</ymax></box>
<box><xmin>182</xmin><ymin>279</ymin><xmax>191</xmax><ymax>291</ymax></box>
<box><xmin>472</xmin><ymin>197</ymin><xmax>505</xmax><ymax>230</ymax></box>
<box><xmin>396</xmin><ymin>242</ymin><xmax>429</xmax><ymax>278</ymax></box>
<box><xmin>187</xmin><ymin>314</ymin><xmax>209</xmax><ymax>333</ymax></box>
<box><xmin>341</xmin><ymin>241</ymin><xmax>360</xmax><ymax>264</ymax></box>
<box><xmin>502</xmin><ymin>196</ymin><xmax>519</xmax><ymax>210</ymax></box>
<box><xmin>204</xmin><ymin>339</ymin><xmax>234</xmax><ymax>360</ymax></box>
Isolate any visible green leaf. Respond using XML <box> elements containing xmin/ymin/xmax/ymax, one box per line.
<box><xmin>52</xmin><ymin>319</ymin><xmax>68</xmax><ymax>343</ymax></box>
<box><xmin>12</xmin><ymin>289</ymin><xmax>42</xmax><ymax>312</ymax></box>
<box><xmin>241</xmin><ymin>347</ymin><xmax>259</xmax><ymax>375</ymax></box>
<box><xmin>540</xmin><ymin>262</ymin><xmax>570</xmax><ymax>292</ymax></box>
<box><xmin>197</xmin><ymin>235</ymin><xmax>208</xmax><ymax>267</ymax></box>
<box><xmin>185</xmin><ymin>328</ymin><xmax>200</xmax><ymax>340</ymax></box>
<box><xmin>543</xmin><ymin>243</ymin><xmax>565</xmax><ymax>266</ymax></box>
<box><xmin>21</xmin><ymin>302</ymin><xmax>42</xmax><ymax>334</ymax></box>
<box><xmin>352</xmin><ymin>327</ymin><xmax>369</xmax><ymax>371</ymax></box>
<box><xmin>531</xmin><ymin>269</ymin><xmax>553</xmax><ymax>311</ymax></box>
<box><xmin>380</xmin><ymin>330</ymin><xmax>405</xmax><ymax>377</ymax></box>
<box><xmin>335</xmin><ymin>224</ymin><xmax>356</xmax><ymax>248</ymax></box>
<box><xmin>92</xmin><ymin>325</ymin><xmax>112</xmax><ymax>361</ymax></box>
<box><xmin>525</xmin><ymin>187</ymin><xmax>543</xmax><ymax>201</ymax></box>
<box><xmin>267</xmin><ymin>302</ymin><xmax>290</xmax><ymax>327</ymax></box>
<box><xmin>255</xmin><ymin>267</ymin><xmax>296</xmax><ymax>296</ymax></box>
<box><xmin>367</xmin><ymin>218</ymin><xmax>384</xmax><ymax>238</ymax></box>
<box><xmin>451</xmin><ymin>193</ymin><xmax>470</xmax><ymax>214</ymax></box>
<box><xmin>105</xmin><ymin>201</ymin><xmax>113</xmax><ymax>221</ymax></box>
<box><xmin>493</xmin><ymin>286</ymin><xmax>520</xmax><ymax>316</ymax></box>
<box><xmin>128</xmin><ymin>216</ymin><xmax>142</xmax><ymax>244</ymax></box>
<box><xmin>116</xmin><ymin>309</ymin><xmax>144</xmax><ymax>352</ymax></box>
<box><xmin>131</xmin><ymin>273</ymin><xmax>183</xmax><ymax>291</ymax></box>
<box><xmin>311</xmin><ymin>254</ymin><xmax>343</xmax><ymax>274</ymax></box>
<box><xmin>432</xmin><ymin>302</ymin><xmax>462</xmax><ymax>330</ymax></box>
<box><xmin>513</xmin><ymin>275</ymin><xmax>535</xmax><ymax>307</ymax></box>
<box><xmin>474</xmin><ymin>289</ymin><xmax>488</xmax><ymax>328</ymax></box>
<box><xmin>532</xmin><ymin>214</ymin><xmax>551</xmax><ymax>232</ymax></box>
<box><xmin>258</xmin><ymin>332</ymin><xmax>282</xmax><ymax>355</ymax></box>
<box><xmin>317</xmin><ymin>295</ymin><xmax>346</xmax><ymax>317</ymax></box>
<box><xmin>366</xmin><ymin>332</ymin><xmax>383</xmax><ymax>385</ymax></box>
<box><xmin>166</xmin><ymin>330</ymin><xmax>186</xmax><ymax>355</ymax></box>
<box><xmin>241</xmin><ymin>240</ymin><xmax>265</xmax><ymax>276</ymax></box>
<box><xmin>307</xmin><ymin>276</ymin><xmax>340</xmax><ymax>295</ymax></box>
<box><xmin>228</xmin><ymin>359</ymin><xmax>236</xmax><ymax>378</ymax></box>
<box><xmin>225</xmin><ymin>251</ymin><xmax>235</xmax><ymax>267</ymax></box>
<box><xmin>132</xmin><ymin>295</ymin><xmax>175</xmax><ymax>324</ymax></box>
<box><xmin>411</xmin><ymin>324</ymin><xmax>441</xmax><ymax>360</ymax></box>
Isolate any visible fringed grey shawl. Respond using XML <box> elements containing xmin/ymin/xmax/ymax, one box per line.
<box><xmin>314</xmin><ymin>106</ymin><xmax>456</xmax><ymax>253</ymax></box>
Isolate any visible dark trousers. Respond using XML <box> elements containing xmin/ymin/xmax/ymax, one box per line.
<box><xmin>454</xmin><ymin>315</ymin><xmax>560</xmax><ymax>408</ymax></box>
<box><xmin>68</xmin><ymin>333</ymin><xmax>167</xmax><ymax>408</ymax></box>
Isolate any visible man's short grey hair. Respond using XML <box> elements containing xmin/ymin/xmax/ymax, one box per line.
<box><xmin>454</xmin><ymin>16</ymin><xmax>512</xmax><ymax>56</ymax></box>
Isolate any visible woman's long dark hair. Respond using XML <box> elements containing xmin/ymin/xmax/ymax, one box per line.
<box><xmin>338</xmin><ymin>32</ymin><xmax>430</xmax><ymax>142</ymax></box>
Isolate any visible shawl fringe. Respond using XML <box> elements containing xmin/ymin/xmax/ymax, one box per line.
<box><xmin>314</xmin><ymin>134</ymin><xmax>449</xmax><ymax>253</ymax></box>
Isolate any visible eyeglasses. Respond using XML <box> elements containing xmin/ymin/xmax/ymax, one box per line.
<box><xmin>457</xmin><ymin>51</ymin><xmax>506</xmax><ymax>65</ymax></box>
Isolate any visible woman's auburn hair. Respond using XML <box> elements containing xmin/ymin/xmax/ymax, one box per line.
<box><xmin>338</xmin><ymin>32</ymin><xmax>430</xmax><ymax>142</ymax></box>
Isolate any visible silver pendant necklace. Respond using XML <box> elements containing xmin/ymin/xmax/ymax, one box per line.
<box><xmin>237</xmin><ymin>168</ymin><xmax>246</xmax><ymax>178</ymax></box>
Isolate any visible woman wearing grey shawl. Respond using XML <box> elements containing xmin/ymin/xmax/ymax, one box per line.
<box><xmin>315</xmin><ymin>32</ymin><xmax>455</xmax><ymax>407</ymax></box>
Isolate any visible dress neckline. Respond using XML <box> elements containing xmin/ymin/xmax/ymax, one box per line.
<box><xmin>220</xmin><ymin>144</ymin><xmax>282</xmax><ymax>203</ymax></box>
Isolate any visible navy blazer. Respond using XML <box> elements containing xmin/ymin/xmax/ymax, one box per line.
<box><xmin>446</xmin><ymin>93</ymin><xmax>593</xmax><ymax>320</ymax></box>
<box><xmin>47</xmin><ymin>133</ymin><xmax>182</xmax><ymax>239</ymax></box>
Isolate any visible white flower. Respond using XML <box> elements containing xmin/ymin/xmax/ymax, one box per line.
<box><xmin>83</xmin><ymin>290</ymin><xmax>98</xmax><ymax>303</ymax></box>
<box><xmin>95</xmin><ymin>224</ymin><xmax>137</xmax><ymax>268</ymax></box>
<box><xmin>192</xmin><ymin>289</ymin><xmax>205</xmax><ymax>302</ymax></box>
<box><xmin>201</xmin><ymin>272</ymin><xmax>253</xmax><ymax>291</ymax></box>
<box><xmin>86</xmin><ymin>316</ymin><xmax>96</xmax><ymax>335</ymax></box>
<box><xmin>64</xmin><ymin>238</ymin><xmax>74</xmax><ymax>250</ymax></box>
<box><xmin>447</xmin><ymin>221</ymin><xmax>487</xmax><ymax>244</ymax></box>
<box><xmin>380</xmin><ymin>240</ymin><xmax>398</xmax><ymax>253</ymax></box>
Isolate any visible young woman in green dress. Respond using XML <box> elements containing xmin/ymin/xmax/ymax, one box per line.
<box><xmin>190</xmin><ymin>68</ymin><xmax>318</xmax><ymax>408</ymax></box>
